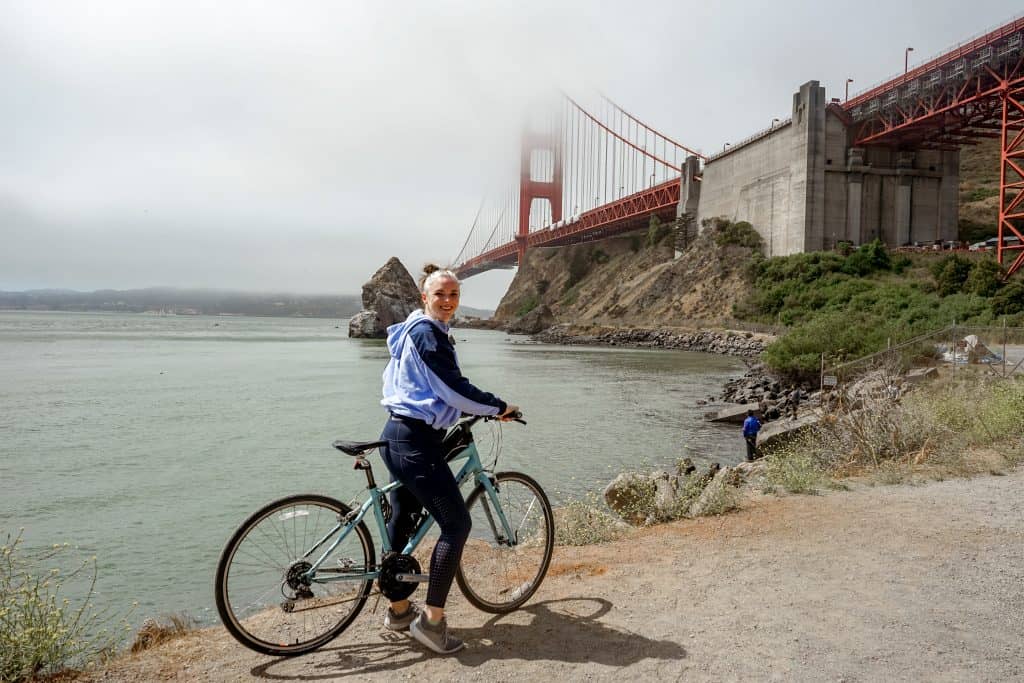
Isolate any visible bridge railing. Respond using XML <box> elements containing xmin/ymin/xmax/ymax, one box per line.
<box><xmin>845</xmin><ymin>11</ymin><xmax>1024</xmax><ymax>109</ymax></box>
<box><xmin>706</xmin><ymin>118</ymin><xmax>792</xmax><ymax>162</ymax></box>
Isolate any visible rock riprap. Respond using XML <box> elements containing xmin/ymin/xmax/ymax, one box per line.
<box><xmin>602</xmin><ymin>459</ymin><xmax>759</xmax><ymax>526</ymax></box>
<box><xmin>348</xmin><ymin>257</ymin><xmax>421</xmax><ymax>339</ymax></box>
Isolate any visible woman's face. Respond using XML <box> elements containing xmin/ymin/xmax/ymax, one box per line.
<box><xmin>422</xmin><ymin>275</ymin><xmax>460</xmax><ymax>323</ymax></box>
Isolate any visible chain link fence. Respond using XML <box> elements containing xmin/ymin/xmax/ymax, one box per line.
<box><xmin>820</xmin><ymin>323</ymin><xmax>1024</xmax><ymax>396</ymax></box>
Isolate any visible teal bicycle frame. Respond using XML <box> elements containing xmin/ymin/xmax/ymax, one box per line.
<box><xmin>299</xmin><ymin>438</ymin><xmax>515</xmax><ymax>586</ymax></box>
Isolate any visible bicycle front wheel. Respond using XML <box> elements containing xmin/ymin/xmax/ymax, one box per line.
<box><xmin>214</xmin><ymin>494</ymin><xmax>375</xmax><ymax>656</ymax></box>
<box><xmin>456</xmin><ymin>471</ymin><xmax>554</xmax><ymax>613</ymax></box>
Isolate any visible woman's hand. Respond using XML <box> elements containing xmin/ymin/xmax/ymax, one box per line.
<box><xmin>499</xmin><ymin>404</ymin><xmax>521</xmax><ymax>420</ymax></box>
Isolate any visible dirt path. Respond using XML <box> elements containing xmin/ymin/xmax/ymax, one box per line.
<box><xmin>83</xmin><ymin>469</ymin><xmax>1024</xmax><ymax>682</ymax></box>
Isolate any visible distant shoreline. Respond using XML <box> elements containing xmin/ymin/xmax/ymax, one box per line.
<box><xmin>0</xmin><ymin>309</ymin><xmax>348</xmax><ymax>321</ymax></box>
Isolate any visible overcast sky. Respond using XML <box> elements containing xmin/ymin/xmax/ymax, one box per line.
<box><xmin>2</xmin><ymin>1</ymin><xmax>1020</xmax><ymax>308</ymax></box>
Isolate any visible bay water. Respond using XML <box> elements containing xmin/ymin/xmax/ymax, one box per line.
<box><xmin>0</xmin><ymin>311</ymin><xmax>745</xmax><ymax>627</ymax></box>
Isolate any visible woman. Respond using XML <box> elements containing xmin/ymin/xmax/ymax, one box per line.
<box><xmin>379</xmin><ymin>264</ymin><xmax>518</xmax><ymax>654</ymax></box>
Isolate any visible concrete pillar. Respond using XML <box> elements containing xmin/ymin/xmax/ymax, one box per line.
<box><xmin>790</xmin><ymin>81</ymin><xmax>827</xmax><ymax>252</ymax></box>
<box><xmin>846</xmin><ymin>147</ymin><xmax>864</xmax><ymax>243</ymax></box>
<box><xmin>895</xmin><ymin>179</ymin><xmax>912</xmax><ymax>245</ymax></box>
<box><xmin>847</xmin><ymin>177</ymin><xmax>863</xmax><ymax>244</ymax></box>
<box><xmin>895</xmin><ymin>151</ymin><xmax>914</xmax><ymax>245</ymax></box>
<box><xmin>677</xmin><ymin>155</ymin><xmax>702</xmax><ymax>218</ymax></box>
<box><xmin>937</xmin><ymin>150</ymin><xmax>960</xmax><ymax>242</ymax></box>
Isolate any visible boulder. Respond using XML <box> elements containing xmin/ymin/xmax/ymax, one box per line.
<box><xmin>507</xmin><ymin>304</ymin><xmax>555</xmax><ymax>334</ymax></box>
<box><xmin>687</xmin><ymin>466</ymin><xmax>739</xmax><ymax>518</ymax></box>
<box><xmin>651</xmin><ymin>470</ymin><xmax>681</xmax><ymax>522</ymax></box>
<box><xmin>603</xmin><ymin>472</ymin><xmax>656</xmax><ymax>526</ymax></box>
<box><xmin>704</xmin><ymin>402</ymin><xmax>761</xmax><ymax>424</ymax></box>
<box><xmin>348</xmin><ymin>257</ymin><xmax>421</xmax><ymax>339</ymax></box>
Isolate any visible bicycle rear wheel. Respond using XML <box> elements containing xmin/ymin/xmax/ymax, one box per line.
<box><xmin>456</xmin><ymin>471</ymin><xmax>554</xmax><ymax>613</ymax></box>
<box><xmin>214</xmin><ymin>494</ymin><xmax>375</xmax><ymax>656</ymax></box>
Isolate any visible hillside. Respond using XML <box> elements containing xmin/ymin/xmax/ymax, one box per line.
<box><xmin>0</xmin><ymin>287</ymin><xmax>362</xmax><ymax>318</ymax></box>
<box><xmin>493</xmin><ymin>223</ymin><xmax>758</xmax><ymax>329</ymax></box>
<box><xmin>958</xmin><ymin>137</ymin><xmax>1001</xmax><ymax>243</ymax></box>
<box><xmin>495</xmin><ymin>140</ymin><xmax>1004</xmax><ymax>333</ymax></box>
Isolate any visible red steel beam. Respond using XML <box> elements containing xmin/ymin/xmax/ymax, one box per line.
<box><xmin>845</xmin><ymin>15</ymin><xmax>1024</xmax><ymax>111</ymax></box>
<box><xmin>455</xmin><ymin>180</ymin><xmax>679</xmax><ymax>278</ymax></box>
<box><xmin>999</xmin><ymin>83</ymin><xmax>1024</xmax><ymax>277</ymax></box>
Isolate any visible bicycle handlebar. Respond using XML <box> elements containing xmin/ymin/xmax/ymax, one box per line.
<box><xmin>461</xmin><ymin>411</ymin><xmax>527</xmax><ymax>427</ymax></box>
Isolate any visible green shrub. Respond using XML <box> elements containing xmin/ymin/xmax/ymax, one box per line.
<box><xmin>564</xmin><ymin>248</ymin><xmax>591</xmax><ymax>291</ymax></box>
<box><xmin>714</xmin><ymin>220</ymin><xmax>763</xmax><ymax>251</ymax></box>
<box><xmin>592</xmin><ymin>249</ymin><xmax>609</xmax><ymax>264</ymax></box>
<box><xmin>841</xmin><ymin>239</ymin><xmax>891</xmax><ymax>276</ymax></box>
<box><xmin>930</xmin><ymin>254</ymin><xmax>973</xmax><ymax>296</ymax></box>
<box><xmin>991</xmin><ymin>281</ymin><xmax>1024</xmax><ymax>316</ymax></box>
<box><xmin>645</xmin><ymin>216</ymin><xmax>673</xmax><ymax>248</ymax></box>
<box><xmin>515</xmin><ymin>295</ymin><xmax>539</xmax><ymax>317</ymax></box>
<box><xmin>763</xmin><ymin>310</ymin><xmax>890</xmax><ymax>377</ymax></box>
<box><xmin>1</xmin><ymin>532</ymin><xmax>131</xmax><ymax>681</ymax></box>
<box><xmin>964</xmin><ymin>258</ymin><xmax>1003</xmax><ymax>297</ymax></box>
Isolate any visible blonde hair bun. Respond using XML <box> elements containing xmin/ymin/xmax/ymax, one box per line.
<box><xmin>419</xmin><ymin>264</ymin><xmax>460</xmax><ymax>292</ymax></box>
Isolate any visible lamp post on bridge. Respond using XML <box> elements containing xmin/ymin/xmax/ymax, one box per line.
<box><xmin>904</xmin><ymin>46</ymin><xmax>914</xmax><ymax>75</ymax></box>
<box><xmin>845</xmin><ymin>78</ymin><xmax>853</xmax><ymax>102</ymax></box>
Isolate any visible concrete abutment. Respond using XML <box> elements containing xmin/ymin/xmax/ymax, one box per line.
<box><xmin>690</xmin><ymin>80</ymin><xmax>959</xmax><ymax>253</ymax></box>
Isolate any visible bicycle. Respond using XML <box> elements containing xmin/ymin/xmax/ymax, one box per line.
<box><xmin>214</xmin><ymin>412</ymin><xmax>554</xmax><ymax>656</ymax></box>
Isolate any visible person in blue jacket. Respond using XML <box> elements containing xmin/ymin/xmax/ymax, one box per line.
<box><xmin>379</xmin><ymin>263</ymin><xmax>518</xmax><ymax>655</ymax></box>
<box><xmin>742</xmin><ymin>410</ymin><xmax>762</xmax><ymax>462</ymax></box>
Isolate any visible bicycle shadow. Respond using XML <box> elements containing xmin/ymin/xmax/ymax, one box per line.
<box><xmin>250</xmin><ymin>597</ymin><xmax>687</xmax><ymax>679</ymax></box>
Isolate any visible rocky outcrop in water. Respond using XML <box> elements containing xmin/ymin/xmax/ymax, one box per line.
<box><xmin>348</xmin><ymin>257</ymin><xmax>421</xmax><ymax>339</ymax></box>
<box><xmin>506</xmin><ymin>304</ymin><xmax>554</xmax><ymax>334</ymax></box>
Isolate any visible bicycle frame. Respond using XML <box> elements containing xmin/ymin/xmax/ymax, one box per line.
<box><xmin>300</xmin><ymin>439</ymin><xmax>516</xmax><ymax>585</ymax></box>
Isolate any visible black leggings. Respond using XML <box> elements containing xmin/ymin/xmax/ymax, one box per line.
<box><xmin>380</xmin><ymin>415</ymin><xmax>471</xmax><ymax>608</ymax></box>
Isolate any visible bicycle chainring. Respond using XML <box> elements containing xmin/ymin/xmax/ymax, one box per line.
<box><xmin>377</xmin><ymin>552</ymin><xmax>421</xmax><ymax>601</ymax></box>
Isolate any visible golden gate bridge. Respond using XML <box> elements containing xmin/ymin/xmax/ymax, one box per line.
<box><xmin>452</xmin><ymin>13</ymin><xmax>1024</xmax><ymax>279</ymax></box>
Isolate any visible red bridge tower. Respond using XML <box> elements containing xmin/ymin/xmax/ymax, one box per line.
<box><xmin>518</xmin><ymin>130</ymin><xmax>563</xmax><ymax>264</ymax></box>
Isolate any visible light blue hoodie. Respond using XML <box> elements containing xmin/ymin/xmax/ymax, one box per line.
<box><xmin>381</xmin><ymin>310</ymin><xmax>506</xmax><ymax>429</ymax></box>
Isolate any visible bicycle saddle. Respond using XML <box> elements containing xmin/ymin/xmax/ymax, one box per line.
<box><xmin>332</xmin><ymin>440</ymin><xmax>386</xmax><ymax>456</ymax></box>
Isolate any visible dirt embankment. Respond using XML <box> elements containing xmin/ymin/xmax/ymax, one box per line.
<box><xmin>77</xmin><ymin>468</ymin><xmax>1024</xmax><ymax>682</ymax></box>
<box><xmin>493</xmin><ymin>228</ymin><xmax>757</xmax><ymax>331</ymax></box>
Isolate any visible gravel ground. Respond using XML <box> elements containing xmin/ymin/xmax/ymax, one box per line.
<box><xmin>80</xmin><ymin>468</ymin><xmax>1024</xmax><ymax>682</ymax></box>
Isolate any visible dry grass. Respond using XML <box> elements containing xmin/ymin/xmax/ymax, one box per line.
<box><xmin>770</xmin><ymin>370</ymin><xmax>1024</xmax><ymax>489</ymax></box>
<box><xmin>129</xmin><ymin>614</ymin><xmax>196</xmax><ymax>654</ymax></box>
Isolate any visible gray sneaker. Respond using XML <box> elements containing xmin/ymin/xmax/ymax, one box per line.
<box><xmin>384</xmin><ymin>603</ymin><xmax>418</xmax><ymax>631</ymax></box>
<box><xmin>409</xmin><ymin>613</ymin><xmax>464</xmax><ymax>654</ymax></box>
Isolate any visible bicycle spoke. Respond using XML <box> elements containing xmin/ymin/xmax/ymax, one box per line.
<box><xmin>457</xmin><ymin>473</ymin><xmax>553</xmax><ymax>613</ymax></box>
<box><xmin>216</xmin><ymin>495</ymin><xmax>374</xmax><ymax>656</ymax></box>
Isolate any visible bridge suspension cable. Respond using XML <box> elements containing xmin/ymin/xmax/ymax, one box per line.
<box><xmin>454</xmin><ymin>92</ymin><xmax>703</xmax><ymax>277</ymax></box>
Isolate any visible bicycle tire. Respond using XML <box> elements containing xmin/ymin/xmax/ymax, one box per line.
<box><xmin>214</xmin><ymin>494</ymin><xmax>375</xmax><ymax>656</ymax></box>
<box><xmin>456</xmin><ymin>471</ymin><xmax>554</xmax><ymax>613</ymax></box>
